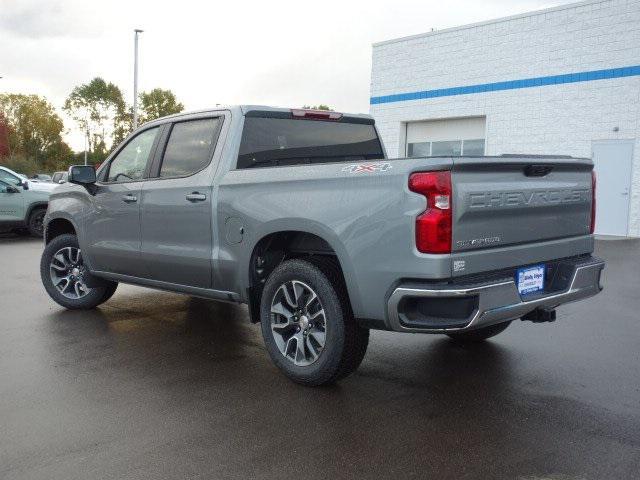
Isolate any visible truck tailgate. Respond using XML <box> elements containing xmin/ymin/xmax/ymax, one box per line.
<box><xmin>451</xmin><ymin>157</ymin><xmax>593</xmax><ymax>253</ymax></box>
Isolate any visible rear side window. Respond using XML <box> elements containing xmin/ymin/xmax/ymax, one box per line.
<box><xmin>237</xmin><ymin>117</ymin><xmax>384</xmax><ymax>169</ymax></box>
<box><xmin>159</xmin><ymin>118</ymin><xmax>221</xmax><ymax>178</ymax></box>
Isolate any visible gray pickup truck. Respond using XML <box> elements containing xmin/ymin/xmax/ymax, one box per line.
<box><xmin>40</xmin><ymin>106</ymin><xmax>604</xmax><ymax>385</ymax></box>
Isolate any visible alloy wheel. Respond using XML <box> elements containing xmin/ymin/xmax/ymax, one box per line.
<box><xmin>49</xmin><ymin>246</ymin><xmax>92</xmax><ymax>299</ymax></box>
<box><xmin>270</xmin><ymin>280</ymin><xmax>327</xmax><ymax>366</ymax></box>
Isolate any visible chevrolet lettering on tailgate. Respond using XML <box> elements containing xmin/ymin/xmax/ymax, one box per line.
<box><xmin>468</xmin><ymin>188</ymin><xmax>590</xmax><ymax>209</ymax></box>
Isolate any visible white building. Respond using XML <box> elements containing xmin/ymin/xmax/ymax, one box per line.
<box><xmin>370</xmin><ymin>0</ymin><xmax>640</xmax><ymax>237</ymax></box>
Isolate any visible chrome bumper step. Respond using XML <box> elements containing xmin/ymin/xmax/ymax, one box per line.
<box><xmin>387</xmin><ymin>256</ymin><xmax>604</xmax><ymax>333</ymax></box>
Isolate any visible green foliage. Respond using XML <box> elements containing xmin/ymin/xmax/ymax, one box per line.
<box><xmin>301</xmin><ymin>105</ymin><xmax>333</xmax><ymax>111</ymax></box>
<box><xmin>0</xmin><ymin>93</ymin><xmax>72</xmax><ymax>172</ymax></box>
<box><xmin>139</xmin><ymin>88</ymin><xmax>184</xmax><ymax>123</ymax></box>
<box><xmin>113</xmin><ymin>88</ymin><xmax>184</xmax><ymax>145</ymax></box>
<box><xmin>63</xmin><ymin>77</ymin><xmax>127</xmax><ymax>155</ymax></box>
<box><xmin>70</xmin><ymin>150</ymin><xmax>108</xmax><ymax>168</ymax></box>
<box><xmin>0</xmin><ymin>154</ymin><xmax>42</xmax><ymax>177</ymax></box>
<box><xmin>2</xmin><ymin>81</ymin><xmax>184</xmax><ymax>174</ymax></box>
<box><xmin>0</xmin><ymin>149</ymin><xmax>75</xmax><ymax>176</ymax></box>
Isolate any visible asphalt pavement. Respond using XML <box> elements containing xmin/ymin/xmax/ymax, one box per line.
<box><xmin>1</xmin><ymin>235</ymin><xmax>639</xmax><ymax>480</ymax></box>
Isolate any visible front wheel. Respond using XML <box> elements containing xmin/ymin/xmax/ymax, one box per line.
<box><xmin>40</xmin><ymin>233</ymin><xmax>118</xmax><ymax>310</ymax></box>
<box><xmin>28</xmin><ymin>207</ymin><xmax>46</xmax><ymax>237</ymax></box>
<box><xmin>446</xmin><ymin>321</ymin><xmax>511</xmax><ymax>343</ymax></box>
<box><xmin>260</xmin><ymin>258</ymin><xmax>369</xmax><ymax>386</ymax></box>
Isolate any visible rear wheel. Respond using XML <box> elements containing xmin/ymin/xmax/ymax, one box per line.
<box><xmin>40</xmin><ymin>233</ymin><xmax>118</xmax><ymax>309</ymax></box>
<box><xmin>446</xmin><ymin>321</ymin><xmax>511</xmax><ymax>343</ymax></box>
<box><xmin>28</xmin><ymin>207</ymin><xmax>46</xmax><ymax>237</ymax></box>
<box><xmin>260</xmin><ymin>258</ymin><xmax>369</xmax><ymax>386</ymax></box>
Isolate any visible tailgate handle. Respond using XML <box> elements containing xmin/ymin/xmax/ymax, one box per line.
<box><xmin>524</xmin><ymin>164</ymin><xmax>553</xmax><ymax>177</ymax></box>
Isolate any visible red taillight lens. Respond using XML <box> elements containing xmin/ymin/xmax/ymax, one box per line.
<box><xmin>590</xmin><ymin>170</ymin><xmax>596</xmax><ymax>234</ymax></box>
<box><xmin>409</xmin><ymin>171</ymin><xmax>452</xmax><ymax>254</ymax></box>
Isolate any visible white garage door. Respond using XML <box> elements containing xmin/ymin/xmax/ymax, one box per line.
<box><xmin>406</xmin><ymin>117</ymin><xmax>486</xmax><ymax>157</ymax></box>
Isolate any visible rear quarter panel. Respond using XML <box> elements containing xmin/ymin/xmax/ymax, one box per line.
<box><xmin>216</xmin><ymin>157</ymin><xmax>453</xmax><ymax>320</ymax></box>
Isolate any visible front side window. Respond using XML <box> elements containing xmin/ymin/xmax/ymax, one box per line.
<box><xmin>159</xmin><ymin>118</ymin><xmax>221</xmax><ymax>178</ymax></box>
<box><xmin>0</xmin><ymin>179</ymin><xmax>12</xmax><ymax>193</ymax></box>
<box><xmin>106</xmin><ymin>127</ymin><xmax>159</xmax><ymax>183</ymax></box>
<box><xmin>0</xmin><ymin>169</ymin><xmax>22</xmax><ymax>186</ymax></box>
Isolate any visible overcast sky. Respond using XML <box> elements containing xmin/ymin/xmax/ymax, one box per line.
<box><xmin>1</xmin><ymin>0</ymin><xmax>575</xmax><ymax>149</ymax></box>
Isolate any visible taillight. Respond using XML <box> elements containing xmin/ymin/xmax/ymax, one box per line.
<box><xmin>290</xmin><ymin>109</ymin><xmax>343</xmax><ymax>121</ymax></box>
<box><xmin>590</xmin><ymin>170</ymin><xmax>596</xmax><ymax>234</ymax></box>
<box><xmin>409</xmin><ymin>171</ymin><xmax>452</xmax><ymax>254</ymax></box>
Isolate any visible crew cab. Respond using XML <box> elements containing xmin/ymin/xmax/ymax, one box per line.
<box><xmin>40</xmin><ymin>106</ymin><xmax>604</xmax><ymax>385</ymax></box>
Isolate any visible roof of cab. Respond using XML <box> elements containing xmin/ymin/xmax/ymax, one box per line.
<box><xmin>142</xmin><ymin>105</ymin><xmax>374</xmax><ymax>128</ymax></box>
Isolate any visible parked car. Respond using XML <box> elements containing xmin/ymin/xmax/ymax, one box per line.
<box><xmin>51</xmin><ymin>171</ymin><xmax>68</xmax><ymax>184</ymax></box>
<box><xmin>0</xmin><ymin>166</ymin><xmax>57</xmax><ymax>192</ymax></box>
<box><xmin>40</xmin><ymin>106</ymin><xmax>604</xmax><ymax>385</ymax></box>
<box><xmin>0</xmin><ymin>178</ymin><xmax>49</xmax><ymax>236</ymax></box>
<box><xmin>30</xmin><ymin>174</ymin><xmax>53</xmax><ymax>182</ymax></box>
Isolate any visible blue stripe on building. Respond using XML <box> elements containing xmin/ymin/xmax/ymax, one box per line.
<box><xmin>370</xmin><ymin>65</ymin><xmax>640</xmax><ymax>105</ymax></box>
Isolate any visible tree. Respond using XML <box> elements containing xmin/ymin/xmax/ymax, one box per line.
<box><xmin>139</xmin><ymin>88</ymin><xmax>184</xmax><ymax>123</ymax></box>
<box><xmin>0</xmin><ymin>93</ymin><xmax>71</xmax><ymax>171</ymax></box>
<box><xmin>63</xmin><ymin>77</ymin><xmax>127</xmax><ymax>159</ymax></box>
<box><xmin>112</xmin><ymin>88</ymin><xmax>185</xmax><ymax>144</ymax></box>
<box><xmin>301</xmin><ymin>104</ymin><xmax>333</xmax><ymax>111</ymax></box>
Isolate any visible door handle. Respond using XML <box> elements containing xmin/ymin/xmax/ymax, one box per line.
<box><xmin>122</xmin><ymin>194</ymin><xmax>138</xmax><ymax>203</ymax></box>
<box><xmin>186</xmin><ymin>192</ymin><xmax>207</xmax><ymax>202</ymax></box>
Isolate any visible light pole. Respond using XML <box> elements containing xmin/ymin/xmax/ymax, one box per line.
<box><xmin>133</xmin><ymin>29</ymin><xmax>143</xmax><ymax>130</ymax></box>
<box><xmin>84</xmin><ymin>129</ymin><xmax>89</xmax><ymax>166</ymax></box>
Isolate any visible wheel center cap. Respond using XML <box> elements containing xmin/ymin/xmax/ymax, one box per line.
<box><xmin>71</xmin><ymin>267</ymin><xmax>80</xmax><ymax>277</ymax></box>
<box><xmin>299</xmin><ymin>315</ymin><xmax>310</xmax><ymax>330</ymax></box>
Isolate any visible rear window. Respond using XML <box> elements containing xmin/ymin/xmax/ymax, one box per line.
<box><xmin>237</xmin><ymin>117</ymin><xmax>384</xmax><ymax>169</ymax></box>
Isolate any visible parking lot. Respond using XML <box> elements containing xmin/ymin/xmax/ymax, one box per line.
<box><xmin>0</xmin><ymin>235</ymin><xmax>638</xmax><ymax>480</ymax></box>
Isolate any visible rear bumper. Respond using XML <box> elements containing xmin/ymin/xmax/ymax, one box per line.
<box><xmin>387</xmin><ymin>255</ymin><xmax>604</xmax><ymax>333</ymax></box>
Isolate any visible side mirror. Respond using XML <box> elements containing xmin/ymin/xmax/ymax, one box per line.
<box><xmin>68</xmin><ymin>165</ymin><xmax>96</xmax><ymax>185</ymax></box>
<box><xmin>68</xmin><ymin>165</ymin><xmax>97</xmax><ymax>194</ymax></box>
<box><xmin>21</xmin><ymin>179</ymin><xmax>29</xmax><ymax>190</ymax></box>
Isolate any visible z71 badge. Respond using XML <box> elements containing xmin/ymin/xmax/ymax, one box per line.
<box><xmin>342</xmin><ymin>163</ymin><xmax>392</xmax><ymax>174</ymax></box>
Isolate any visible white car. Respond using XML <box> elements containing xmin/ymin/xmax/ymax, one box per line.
<box><xmin>0</xmin><ymin>166</ymin><xmax>58</xmax><ymax>193</ymax></box>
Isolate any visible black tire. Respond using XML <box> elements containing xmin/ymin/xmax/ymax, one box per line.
<box><xmin>260</xmin><ymin>258</ymin><xmax>369</xmax><ymax>386</ymax></box>
<box><xmin>100</xmin><ymin>283</ymin><xmax>119</xmax><ymax>304</ymax></box>
<box><xmin>28</xmin><ymin>207</ymin><xmax>46</xmax><ymax>237</ymax></box>
<box><xmin>446</xmin><ymin>321</ymin><xmax>511</xmax><ymax>343</ymax></box>
<box><xmin>40</xmin><ymin>233</ymin><xmax>118</xmax><ymax>310</ymax></box>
